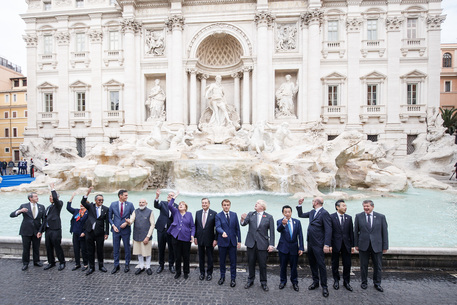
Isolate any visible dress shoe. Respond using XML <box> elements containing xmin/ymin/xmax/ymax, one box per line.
<box><xmin>22</xmin><ymin>264</ymin><xmax>28</xmax><ymax>271</ymax></box>
<box><xmin>99</xmin><ymin>266</ymin><xmax>107</xmax><ymax>273</ymax></box>
<box><xmin>146</xmin><ymin>268</ymin><xmax>152</xmax><ymax>275</ymax></box>
<box><xmin>44</xmin><ymin>263</ymin><xmax>56</xmax><ymax>270</ymax></box>
<box><xmin>333</xmin><ymin>280</ymin><xmax>339</xmax><ymax>290</ymax></box>
<box><xmin>174</xmin><ymin>273</ymin><xmax>181</xmax><ymax>279</ymax></box>
<box><xmin>169</xmin><ymin>266</ymin><xmax>176</xmax><ymax>274</ymax></box>
<box><xmin>111</xmin><ymin>265</ymin><xmax>120</xmax><ymax>274</ymax></box>
<box><xmin>199</xmin><ymin>274</ymin><xmax>205</xmax><ymax>281</ymax></box>
<box><xmin>322</xmin><ymin>287</ymin><xmax>329</xmax><ymax>297</ymax></box>
<box><xmin>308</xmin><ymin>283</ymin><xmax>319</xmax><ymax>290</ymax></box>
<box><xmin>58</xmin><ymin>263</ymin><xmax>66</xmax><ymax>271</ymax></box>
<box><xmin>183</xmin><ymin>273</ymin><xmax>189</xmax><ymax>279</ymax></box>
<box><xmin>218</xmin><ymin>277</ymin><xmax>225</xmax><ymax>285</ymax></box>
<box><xmin>33</xmin><ymin>262</ymin><xmax>43</xmax><ymax>267</ymax></box>
<box><xmin>261</xmin><ymin>284</ymin><xmax>269</xmax><ymax>292</ymax></box>
<box><xmin>135</xmin><ymin>268</ymin><xmax>145</xmax><ymax>275</ymax></box>
<box><xmin>156</xmin><ymin>265</ymin><xmax>164</xmax><ymax>273</ymax></box>
<box><xmin>124</xmin><ymin>265</ymin><xmax>130</xmax><ymax>273</ymax></box>
<box><xmin>244</xmin><ymin>281</ymin><xmax>254</xmax><ymax>289</ymax></box>
<box><xmin>72</xmin><ymin>265</ymin><xmax>81</xmax><ymax>271</ymax></box>
<box><xmin>86</xmin><ymin>268</ymin><xmax>95</xmax><ymax>275</ymax></box>
<box><xmin>230</xmin><ymin>279</ymin><xmax>236</xmax><ymax>287</ymax></box>
<box><xmin>206</xmin><ymin>274</ymin><xmax>212</xmax><ymax>281</ymax></box>
<box><xmin>82</xmin><ymin>266</ymin><xmax>88</xmax><ymax>271</ymax></box>
<box><xmin>361</xmin><ymin>283</ymin><xmax>368</xmax><ymax>290</ymax></box>
<box><xmin>293</xmin><ymin>284</ymin><xmax>299</xmax><ymax>292</ymax></box>
<box><xmin>374</xmin><ymin>285</ymin><xmax>384</xmax><ymax>292</ymax></box>
<box><xmin>279</xmin><ymin>283</ymin><xmax>286</xmax><ymax>289</ymax></box>
<box><xmin>343</xmin><ymin>282</ymin><xmax>353</xmax><ymax>292</ymax></box>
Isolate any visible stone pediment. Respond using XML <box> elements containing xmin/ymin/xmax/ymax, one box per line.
<box><xmin>360</xmin><ymin>71</ymin><xmax>387</xmax><ymax>81</ymax></box>
<box><xmin>400</xmin><ymin>70</ymin><xmax>427</xmax><ymax>80</ymax></box>
<box><xmin>69</xmin><ymin>80</ymin><xmax>90</xmax><ymax>88</ymax></box>
<box><xmin>103</xmin><ymin>79</ymin><xmax>124</xmax><ymax>87</ymax></box>
<box><xmin>37</xmin><ymin>82</ymin><xmax>58</xmax><ymax>89</ymax></box>
<box><xmin>321</xmin><ymin>72</ymin><xmax>346</xmax><ymax>81</ymax></box>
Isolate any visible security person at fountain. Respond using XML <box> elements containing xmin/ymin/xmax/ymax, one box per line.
<box><xmin>10</xmin><ymin>192</ymin><xmax>46</xmax><ymax>270</ymax></box>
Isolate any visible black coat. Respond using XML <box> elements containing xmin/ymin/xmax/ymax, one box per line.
<box><xmin>10</xmin><ymin>202</ymin><xmax>45</xmax><ymax>236</ymax></box>
<box><xmin>330</xmin><ymin>212</ymin><xmax>354</xmax><ymax>253</ymax></box>
<box><xmin>40</xmin><ymin>190</ymin><xmax>63</xmax><ymax>232</ymax></box>
<box><xmin>194</xmin><ymin>209</ymin><xmax>217</xmax><ymax>247</ymax></box>
<box><xmin>81</xmin><ymin>196</ymin><xmax>110</xmax><ymax>236</ymax></box>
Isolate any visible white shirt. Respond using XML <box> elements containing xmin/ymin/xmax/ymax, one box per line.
<box><xmin>257</xmin><ymin>211</ymin><xmax>264</xmax><ymax>227</ymax></box>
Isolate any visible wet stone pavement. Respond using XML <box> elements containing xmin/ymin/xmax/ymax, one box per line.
<box><xmin>0</xmin><ymin>258</ymin><xmax>456</xmax><ymax>305</ymax></box>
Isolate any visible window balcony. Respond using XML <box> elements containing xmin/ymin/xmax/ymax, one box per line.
<box><xmin>359</xmin><ymin>105</ymin><xmax>386</xmax><ymax>123</ymax></box>
<box><xmin>103</xmin><ymin>49</ymin><xmax>124</xmax><ymax>67</ymax></box>
<box><xmin>103</xmin><ymin>110</ymin><xmax>124</xmax><ymax>127</ymax></box>
<box><xmin>401</xmin><ymin>38</ymin><xmax>426</xmax><ymax>57</ymax></box>
<box><xmin>361</xmin><ymin>40</ymin><xmax>386</xmax><ymax>58</ymax></box>
<box><xmin>70</xmin><ymin>111</ymin><xmax>91</xmax><ymax>127</ymax></box>
<box><xmin>399</xmin><ymin>104</ymin><xmax>426</xmax><ymax>122</ymax></box>
<box><xmin>70</xmin><ymin>51</ymin><xmax>90</xmax><ymax>68</ymax></box>
<box><xmin>322</xmin><ymin>41</ymin><xmax>345</xmax><ymax>59</ymax></box>
<box><xmin>38</xmin><ymin>53</ymin><xmax>57</xmax><ymax>69</ymax></box>
<box><xmin>321</xmin><ymin>105</ymin><xmax>347</xmax><ymax>124</ymax></box>
<box><xmin>37</xmin><ymin>111</ymin><xmax>58</xmax><ymax>128</ymax></box>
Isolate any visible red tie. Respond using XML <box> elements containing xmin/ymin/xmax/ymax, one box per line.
<box><xmin>120</xmin><ymin>202</ymin><xmax>124</xmax><ymax>218</ymax></box>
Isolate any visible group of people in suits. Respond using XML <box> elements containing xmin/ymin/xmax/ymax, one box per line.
<box><xmin>11</xmin><ymin>187</ymin><xmax>388</xmax><ymax>296</ymax></box>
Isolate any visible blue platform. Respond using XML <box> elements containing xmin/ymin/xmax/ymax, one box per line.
<box><xmin>0</xmin><ymin>174</ymin><xmax>36</xmax><ymax>188</ymax></box>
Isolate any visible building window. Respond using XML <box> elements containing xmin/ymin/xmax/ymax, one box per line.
<box><xmin>407</xmin><ymin>134</ymin><xmax>417</xmax><ymax>155</ymax></box>
<box><xmin>407</xmin><ymin>83</ymin><xmax>418</xmax><ymax>105</ymax></box>
<box><xmin>4</xmin><ymin>112</ymin><xmax>8</xmax><ymax>119</ymax></box>
<box><xmin>327</xmin><ymin>135</ymin><xmax>338</xmax><ymax>141</ymax></box>
<box><xmin>367</xmin><ymin>134</ymin><xmax>378</xmax><ymax>142</ymax></box>
<box><xmin>43</xmin><ymin>34</ymin><xmax>53</xmax><ymax>55</ymax></box>
<box><xmin>367</xmin><ymin>84</ymin><xmax>378</xmax><ymax>105</ymax></box>
<box><xmin>76</xmin><ymin>138</ymin><xmax>86</xmax><ymax>157</ymax></box>
<box><xmin>443</xmin><ymin>53</ymin><xmax>452</xmax><ymax>68</ymax></box>
<box><xmin>5</xmin><ymin>95</ymin><xmax>9</xmax><ymax>103</ymax></box>
<box><xmin>110</xmin><ymin>91</ymin><xmax>119</xmax><ymax>110</ymax></box>
<box><xmin>24</xmin><ymin>110</ymin><xmax>27</xmax><ymax>117</ymax></box>
<box><xmin>76</xmin><ymin>0</ymin><xmax>84</xmax><ymax>7</ymax></box>
<box><xmin>75</xmin><ymin>33</ymin><xmax>85</xmax><ymax>52</ymax></box>
<box><xmin>445</xmin><ymin>81</ymin><xmax>451</xmax><ymax>93</ymax></box>
<box><xmin>5</xmin><ymin>128</ymin><xmax>9</xmax><ymax>137</ymax></box>
<box><xmin>12</xmin><ymin>128</ymin><xmax>17</xmax><ymax>138</ymax></box>
<box><xmin>328</xmin><ymin>21</ymin><xmax>338</xmax><ymax>41</ymax></box>
<box><xmin>328</xmin><ymin>85</ymin><xmax>338</xmax><ymax>106</ymax></box>
<box><xmin>12</xmin><ymin>111</ymin><xmax>17</xmax><ymax>118</ymax></box>
<box><xmin>44</xmin><ymin>93</ymin><xmax>54</xmax><ymax>112</ymax></box>
<box><xmin>109</xmin><ymin>137</ymin><xmax>118</xmax><ymax>143</ymax></box>
<box><xmin>13</xmin><ymin>79</ymin><xmax>20</xmax><ymax>87</ymax></box>
<box><xmin>5</xmin><ymin>147</ymin><xmax>10</xmax><ymax>153</ymax></box>
<box><xmin>44</xmin><ymin>1</ymin><xmax>51</xmax><ymax>10</ymax></box>
<box><xmin>367</xmin><ymin>19</ymin><xmax>377</xmax><ymax>40</ymax></box>
<box><xmin>13</xmin><ymin>94</ymin><xmax>17</xmax><ymax>102</ymax></box>
<box><xmin>407</xmin><ymin>18</ymin><xmax>417</xmax><ymax>39</ymax></box>
<box><xmin>109</xmin><ymin>31</ymin><xmax>119</xmax><ymax>50</ymax></box>
<box><xmin>23</xmin><ymin>79</ymin><xmax>27</xmax><ymax>86</ymax></box>
<box><xmin>77</xmin><ymin>92</ymin><xmax>86</xmax><ymax>111</ymax></box>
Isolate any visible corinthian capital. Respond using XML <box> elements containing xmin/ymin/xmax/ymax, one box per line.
<box><xmin>121</xmin><ymin>19</ymin><xmax>142</xmax><ymax>33</ymax></box>
<box><xmin>300</xmin><ymin>9</ymin><xmax>323</xmax><ymax>27</ymax></box>
<box><xmin>386</xmin><ymin>17</ymin><xmax>404</xmax><ymax>31</ymax></box>
<box><xmin>166</xmin><ymin>15</ymin><xmax>185</xmax><ymax>31</ymax></box>
<box><xmin>89</xmin><ymin>30</ymin><xmax>103</xmax><ymax>43</ymax></box>
<box><xmin>23</xmin><ymin>34</ymin><xmax>38</xmax><ymax>47</ymax></box>
<box><xmin>426</xmin><ymin>14</ymin><xmax>446</xmax><ymax>30</ymax></box>
<box><xmin>55</xmin><ymin>31</ymin><xmax>70</xmax><ymax>45</ymax></box>
<box><xmin>346</xmin><ymin>18</ymin><xmax>363</xmax><ymax>32</ymax></box>
<box><xmin>255</xmin><ymin>11</ymin><xmax>275</xmax><ymax>28</ymax></box>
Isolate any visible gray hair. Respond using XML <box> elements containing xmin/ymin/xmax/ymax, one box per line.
<box><xmin>257</xmin><ymin>199</ymin><xmax>267</xmax><ymax>211</ymax></box>
<box><xmin>362</xmin><ymin>200</ymin><xmax>374</xmax><ymax>207</ymax></box>
<box><xmin>27</xmin><ymin>192</ymin><xmax>37</xmax><ymax>201</ymax></box>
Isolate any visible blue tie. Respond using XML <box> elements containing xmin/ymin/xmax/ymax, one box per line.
<box><xmin>288</xmin><ymin>220</ymin><xmax>293</xmax><ymax>239</ymax></box>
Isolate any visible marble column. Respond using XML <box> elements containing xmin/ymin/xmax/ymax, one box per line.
<box><xmin>188</xmin><ymin>68</ymin><xmax>198</xmax><ymax>125</ymax></box>
<box><xmin>346</xmin><ymin>18</ymin><xmax>363</xmax><ymax>126</ymax></box>
<box><xmin>89</xmin><ymin>29</ymin><xmax>103</xmax><ymax>129</ymax></box>
<box><xmin>232</xmin><ymin>72</ymin><xmax>241</xmax><ymax>113</ymax></box>
<box><xmin>23</xmin><ymin>34</ymin><xmax>38</xmax><ymax>134</ymax></box>
<box><xmin>55</xmin><ymin>27</ymin><xmax>70</xmax><ymax>130</ymax></box>
<box><xmin>426</xmin><ymin>14</ymin><xmax>446</xmax><ymax>109</ymax></box>
<box><xmin>242</xmin><ymin>66</ymin><xmax>252</xmax><ymax>126</ymax></box>
<box><xmin>166</xmin><ymin>15</ymin><xmax>185</xmax><ymax>125</ymax></box>
<box><xmin>254</xmin><ymin>11</ymin><xmax>275</xmax><ymax>123</ymax></box>
<box><xmin>300</xmin><ymin>14</ymin><xmax>309</xmax><ymax>122</ymax></box>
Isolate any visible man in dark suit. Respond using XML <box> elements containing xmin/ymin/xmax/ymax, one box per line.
<box><xmin>354</xmin><ymin>199</ymin><xmax>388</xmax><ymax>292</ymax></box>
<box><xmin>329</xmin><ymin>199</ymin><xmax>354</xmax><ymax>291</ymax></box>
<box><xmin>81</xmin><ymin>186</ymin><xmax>109</xmax><ymax>275</ymax></box>
<box><xmin>215</xmin><ymin>199</ymin><xmax>241</xmax><ymax>288</ymax></box>
<box><xmin>40</xmin><ymin>183</ymin><xmax>66</xmax><ymax>271</ymax></box>
<box><xmin>109</xmin><ymin>189</ymin><xmax>135</xmax><ymax>274</ymax></box>
<box><xmin>154</xmin><ymin>189</ymin><xmax>177</xmax><ymax>274</ymax></box>
<box><xmin>194</xmin><ymin>197</ymin><xmax>217</xmax><ymax>281</ymax></box>
<box><xmin>240</xmin><ymin>199</ymin><xmax>275</xmax><ymax>291</ymax></box>
<box><xmin>297</xmin><ymin>196</ymin><xmax>332</xmax><ymax>298</ymax></box>
<box><xmin>277</xmin><ymin>205</ymin><xmax>304</xmax><ymax>292</ymax></box>
<box><xmin>10</xmin><ymin>192</ymin><xmax>45</xmax><ymax>270</ymax></box>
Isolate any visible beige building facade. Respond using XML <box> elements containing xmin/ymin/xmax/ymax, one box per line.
<box><xmin>440</xmin><ymin>43</ymin><xmax>457</xmax><ymax>109</ymax></box>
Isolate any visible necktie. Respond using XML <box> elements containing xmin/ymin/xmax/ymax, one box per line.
<box><xmin>226</xmin><ymin>213</ymin><xmax>230</xmax><ymax>223</ymax></box>
<box><xmin>32</xmin><ymin>204</ymin><xmax>37</xmax><ymax>219</ymax></box>
<box><xmin>120</xmin><ymin>202</ymin><xmax>124</xmax><ymax>218</ymax></box>
<box><xmin>288</xmin><ymin>220</ymin><xmax>293</xmax><ymax>239</ymax></box>
<box><xmin>340</xmin><ymin>214</ymin><xmax>344</xmax><ymax>227</ymax></box>
<box><xmin>367</xmin><ymin>214</ymin><xmax>371</xmax><ymax>228</ymax></box>
<box><xmin>202</xmin><ymin>211</ymin><xmax>207</xmax><ymax>228</ymax></box>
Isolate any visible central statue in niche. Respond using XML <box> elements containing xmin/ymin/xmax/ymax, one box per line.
<box><xmin>198</xmin><ymin>75</ymin><xmax>241</xmax><ymax>144</ymax></box>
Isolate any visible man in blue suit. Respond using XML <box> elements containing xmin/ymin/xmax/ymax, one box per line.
<box><xmin>277</xmin><ymin>205</ymin><xmax>304</xmax><ymax>292</ymax></box>
<box><xmin>297</xmin><ymin>197</ymin><xmax>332</xmax><ymax>298</ymax></box>
<box><xmin>215</xmin><ymin>199</ymin><xmax>241</xmax><ymax>288</ymax></box>
<box><xmin>329</xmin><ymin>199</ymin><xmax>354</xmax><ymax>291</ymax></box>
<box><xmin>109</xmin><ymin>189</ymin><xmax>135</xmax><ymax>274</ymax></box>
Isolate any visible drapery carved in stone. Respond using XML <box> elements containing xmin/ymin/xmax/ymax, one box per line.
<box><xmin>386</xmin><ymin>17</ymin><xmax>404</xmax><ymax>31</ymax></box>
<box><xmin>166</xmin><ymin>15</ymin><xmax>185</xmax><ymax>31</ymax></box>
<box><xmin>23</xmin><ymin>34</ymin><xmax>38</xmax><ymax>47</ymax></box>
<box><xmin>276</xmin><ymin>24</ymin><xmax>297</xmax><ymax>51</ymax></box>
<box><xmin>426</xmin><ymin>14</ymin><xmax>446</xmax><ymax>30</ymax></box>
<box><xmin>300</xmin><ymin>10</ymin><xmax>323</xmax><ymax>27</ymax></box>
<box><xmin>145</xmin><ymin>29</ymin><xmax>165</xmax><ymax>55</ymax></box>
<box><xmin>121</xmin><ymin>19</ymin><xmax>142</xmax><ymax>33</ymax></box>
<box><xmin>255</xmin><ymin>11</ymin><xmax>275</xmax><ymax>28</ymax></box>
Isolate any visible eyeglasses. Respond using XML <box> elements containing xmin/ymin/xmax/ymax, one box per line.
<box><xmin>97</xmin><ymin>199</ymin><xmax>104</xmax><ymax>202</ymax></box>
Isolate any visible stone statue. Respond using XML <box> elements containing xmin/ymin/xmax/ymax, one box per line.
<box><xmin>206</xmin><ymin>75</ymin><xmax>232</xmax><ymax>127</ymax></box>
<box><xmin>145</xmin><ymin>79</ymin><xmax>166</xmax><ymax>121</ymax></box>
<box><xmin>146</xmin><ymin>30</ymin><xmax>165</xmax><ymax>56</ymax></box>
<box><xmin>275</xmin><ymin>75</ymin><xmax>298</xmax><ymax>118</ymax></box>
<box><xmin>266</xmin><ymin>122</ymin><xmax>293</xmax><ymax>152</ymax></box>
<box><xmin>248</xmin><ymin>121</ymin><xmax>270</xmax><ymax>154</ymax></box>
